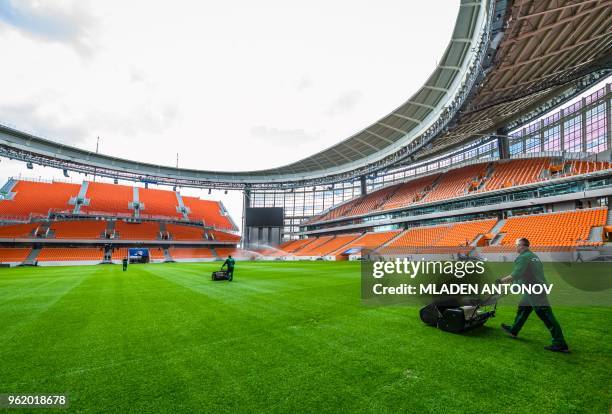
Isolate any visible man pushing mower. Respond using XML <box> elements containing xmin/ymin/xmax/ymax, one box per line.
<box><xmin>221</xmin><ymin>255</ymin><xmax>235</xmax><ymax>281</ymax></box>
<box><xmin>496</xmin><ymin>237</ymin><xmax>570</xmax><ymax>353</ymax></box>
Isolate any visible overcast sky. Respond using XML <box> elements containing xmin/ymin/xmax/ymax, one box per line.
<box><xmin>0</xmin><ymin>0</ymin><xmax>459</xmax><ymax>228</ymax></box>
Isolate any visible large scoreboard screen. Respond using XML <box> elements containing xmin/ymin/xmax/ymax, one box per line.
<box><xmin>245</xmin><ymin>207</ymin><xmax>284</xmax><ymax>227</ymax></box>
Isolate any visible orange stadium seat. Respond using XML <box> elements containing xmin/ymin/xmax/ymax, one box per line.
<box><xmin>170</xmin><ymin>247</ymin><xmax>214</xmax><ymax>259</ymax></box>
<box><xmin>182</xmin><ymin>197</ymin><xmax>234</xmax><ymax>229</ymax></box>
<box><xmin>332</xmin><ymin>230</ymin><xmax>401</xmax><ymax>254</ymax></box>
<box><xmin>149</xmin><ymin>247</ymin><xmax>166</xmax><ymax>260</ymax></box>
<box><xmin>388</xmin><ymin>225</ymin><xmax>450</xmax><ymax>247</ymax></box>
<box><xmin>295</xmin><ymin>236</ymin><xmax>333</xmax><ymax>255</ymax></box>
<box><xmin>0</xmin><ymin>223</ymin><xmax>40</xmax><ymax>238</ymax></box>
<box><xmin>0</xmin><ymin>180</ymin><xmax>80</xmax><ymax>217</ymax></box>
<box><xmin>485</xmin><ymin>158</ymin><xmax>549</xmax><ymax>191</ymax></box>
<box><xmin>381</xmin><ymin>175</ymin><xmax>439</xmax><ymax>210</ymax></box>
<box><xmin>139</xmin><ymin>188</ymin><xmax>183</xmax><ymax>218</ymax></box>
<box><xmin>111</xmin><ymin>247</ymin><xmax>128</xmax><ymax>260</ymax></box>
<box><xmin>166</xmin><ymin>223</ymin><xmax>205</xmax><ymax>241</ymax></box>
<box><xmin>37</xmin><ymin>247</ymin><xmax>104</xmax><ymax>261</ymax></box>
<box><xmin>115</xmin><ymin>221</ymin><xmax>161</xmax><ymax>240</ymax></box>
<box><xmin>491</xmin><ymin>208</ymin><xmax>608</xmax><ymax>247</ymax></box>
<box><xmin>0</xmin><ymin>247</ymin><xmax>31</xmax><ymax>262</ymax></box>
<box><xmin>82</xmin><ymin>182</ymin><xmax>134</xmax><ymax>215</ymax></box>
<box><xmin>207</xmin><ymin>229</ymin><xmax>240</xmax><ymax>243</ymax></box>
<box><xmin>50</xmin><ymin>220</ymin><xmax>107</xmax><ymax>239</ymax></box>
<box><xmin>435</xmin><ymin>219</ymin><xmax>497</xmax><ymax>247</ymax></box>
<box><xmin>302</xmin><ymin>234</ymin><xmax>361</xmax><ymax>256</ymax></box>
<box><xmin>215</xmin><ymin>247</ymin><xmax>252</xmax><ymax>259</ymax></box>
<box><xmin>278</xmin><ymin>238</ymin><xmax>317</xmax><ymax>253</ymax></box>
<box><xmin>426</xmin><ymin>164</ymin><xmax>488</xmax><ymax>203</ymax></box>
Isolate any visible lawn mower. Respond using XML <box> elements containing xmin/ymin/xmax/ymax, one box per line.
<box><xmin>419</xmin><ymin>294</ymin><xmax>501</xmax><ymax>333</ymax></box>
<box><xmin>211</xmin><ymin>269</ymin><xmax>230</xmax><ymax>281</ymax></box>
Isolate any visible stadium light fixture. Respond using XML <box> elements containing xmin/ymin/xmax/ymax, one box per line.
<box><xmin>63</xmin><ymin>169</ymin><xmax>69</xmax><ymax>177</ymax></box>
<box><xmin>114</xmin><ymin>178</ymin><xmax>118</xmax><ymax>184</ymax></box>
<box><xmin>224</xmin><ymin>190</ymin><xmax>228</xmax><ymax>195</ymax></box>
<box><xmin>208</xmin><ymin>188</ymin><xmax>212</xmax><ymax>194</ymax></box>
<box><xmin>26</xmin><ymin>162</ymin><xmax>33</xmax><ymax>169</ymax></box>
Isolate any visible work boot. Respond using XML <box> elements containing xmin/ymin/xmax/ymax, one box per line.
<box><xmin>544</xmin><ymin>344</ymin><xmax>570</xmax><ymax>353</ymax></box>
<box><xmin>501</xmin><ymin>323</ymin><xmax>517</xmax><ymax>338</ymax></box>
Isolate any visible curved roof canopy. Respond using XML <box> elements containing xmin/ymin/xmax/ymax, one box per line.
<box><xmin>0</xmin><ymin>0</ymin><xmax>487</xmax><ymax>187</ymax></box>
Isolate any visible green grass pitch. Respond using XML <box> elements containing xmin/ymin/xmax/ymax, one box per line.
<box><xmin>0</xmin><ymin>261</ymin><xmax>610</xmax><ymax>413</ymax></box>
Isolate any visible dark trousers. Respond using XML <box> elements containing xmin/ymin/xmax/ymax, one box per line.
<box><xmin>510</xmin><ymin>297</ymin><xmax>567</xmax><ymax>346</ymax></box>
<box><xmin>226</xmin><ymin>268</ymin><xmax>234</xmax><ymax>281</ymax></box>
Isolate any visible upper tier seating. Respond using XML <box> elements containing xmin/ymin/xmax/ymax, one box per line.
<box><xmin>494</xmin><ymin>208</ymin><xmax>607</xmax><ymax>247</ymax></box>
<box><xmin>166</xmin><ymin>223</ymin><xmax>205</xmax><ymax>241</ymax></box>
<box><xmin>0</xmin><ymin>247</ymin><xmax>31</xmax><ymax>262</ymax></box>
<box><xmin>381</xmin><ymin>175</ymin><xmax>439</xmax><ymax>210</ymax></box>
<box><xmin>169</xmin><ymin>247</ymin><xmax>214</xmax><ymax>258</ymax></box>
<box><xmin>82</xmin><ymin>182</ymin><xmax>134</xmax><ymax>215</ymax></box>
<box><xmin>0</xmin><ymin>223</ymin><xmax>40</xmax><ymax>238</ymax></box>
<box><xmin>37</xmin><ymin>247</ymin><xmax>104</xmax><ymax>261</ymax></box>
<box><xmin>182</xmin><ymin>197</ymin><xmax>233</xmax><ymax>229</ymax></box>
<box><xmin>0</xmin><ymin>180</ymin><xmax>80</xmax><ymax>217</ymax></box>
<box><xmin>308</xmin><ymin>157</ymin><xmax>611</xmax><ymax>224</ymax></box>
<box><xmin>484</xmin><ymin>158</ymin><xmax>549</xmax><ymax>191</ymax></box>
<box><xmin>115</xmin><ymin>221</ymin><xmax>161</xmax><ymax>240</ymax></box>
<box><xmin>50</xmin><ymin>220</ymin><xmax>107</xmax><ymax>239</ymax></box>
<box><xmin>426</xmin><ymin>164</ymin><xmax>488</xmax><ymax>203</ymax></box>
<box><xmin>139</xmin><ymin>188</ymin><xmax>182</xmax><ymax>218</ymax></box>
<box><xmin>570</xmin><ymin>160</ymin><xmax>611</xmax><ymax>175</ymax></box>
<box><xmin>206</xmin><ymin>229</ymin><xmax>240</xmax><ymax>243</ymax></box>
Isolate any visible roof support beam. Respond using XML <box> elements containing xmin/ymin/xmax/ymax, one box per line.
<box><xmin>423</xmin><ymin>85</ymin><xmax>449</xmax><ymax>93</ymax></box>
<box><xmin>437</xmin><ymin>65</ymin><xmax>462</xmax><ymax>71</ymax></box>
<box><xmin>407</xmin><ymin>100</ymin><xmax>436</xmax><ymax>110</ymax></box>
<box><xmin>377</xmin><ymin>122</ymin><xmax>409</xmax><ymax>135</ymax></box>
<box><xmin>364</xmin><ymin>129</ymin><xmax>394</xmax><ymax>144</ymax></box>
<box><xmin>451</xmin><ymin>38</ymin><xmax>472</xmax><ymax>43</ymax></box>
<box><xmin>507</xmin><ymin>3</ymin><xmax>610</xmax><ymax>43</ymax></box>
<box><xmin>355</xmin><ymin>137</ymin><xmax>382</xmax><ymax>152</ymax></box>
<box><xmin>517</xmin><ymin>0</ymin><xmax>600</xmax><ymax>20</ymax></box>
<box><xmin>390</xmin><ymin>113</ymin><xmax>422</xmax><ymax>123</ymax></box>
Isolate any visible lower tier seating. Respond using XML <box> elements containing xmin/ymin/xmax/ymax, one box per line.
<box><xmin>493</xmin><ymin>208</ymin><xmax>607</xmax><ymax>247</ymax></box>
<box><xmin>0</xmin><ymin>247</ymin><xmax>32</xmax><ymax>262</ymax></box>
<box><xmin>37</xmin><ymin>247</ymin><xmax>104</xmax><ymax>261</ymax></box>
<box><xmin>170</xmin><ymin>247</ymin><xmax>214</xmax><ymax>258</ymax></box>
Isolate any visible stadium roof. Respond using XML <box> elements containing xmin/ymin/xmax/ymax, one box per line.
<box><xmin>0</xmin><ymin>0</ymin><xmax>610</xmax><ymax>189</ymax></box>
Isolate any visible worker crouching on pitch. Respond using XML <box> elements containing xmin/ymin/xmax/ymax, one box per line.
<box><xmin>221</xmin><ymin>255</ymin><xmax>235</xmax><ymax>281</ymax></box>
<box><xmin>497</xmin><ymin>237</ymin><xmax>570</xmax><ymax>353</ymax></box>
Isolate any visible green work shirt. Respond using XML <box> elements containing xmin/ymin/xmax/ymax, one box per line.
<box><xmin>224</xmin><ymin>258</ymin><xmax>235</xmax><ymax>269</ymax></box>
<box><xmin>511</xmin><ymin>249</ymin><xmax>546</xmax><ymax>285</ymax></box>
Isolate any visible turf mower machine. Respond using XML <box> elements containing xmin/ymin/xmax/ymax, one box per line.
<box><xmin>211</xmin><ymin>269</ymin><xmax>230</xmax><ymax>281</ymax></box>
<box><xmin>420</xmin><ymin>294</ymin><xmax>501</xmax><ymax>333</ymax></box>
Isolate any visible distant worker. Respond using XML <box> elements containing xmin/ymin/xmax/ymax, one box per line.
<box><xmin>497</xmin><ymin>237</ymin><xmax>569</xmax><ymax>353</ymax></box>
<box><xmin>122</xmin><ymin>257</ymin><xmax>128</xmax><ymax>272</ymax></box>
<box><xmin>221</xmin><ymin>255</ymin><xmax>235</xmax><ymax>281</ymax></box>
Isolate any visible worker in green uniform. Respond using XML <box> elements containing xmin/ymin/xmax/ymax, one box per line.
<box><xmin>497</xmin><ymin>237</ymin><xmax>569</xmax><ymax>353</ymax></box>
<box><xmin>221</xmin><ymin>255</ymin><xmax>235</xmax><ymax>281</ymax></box>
